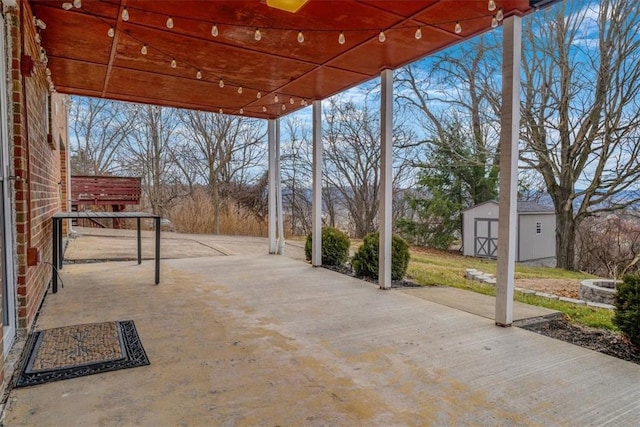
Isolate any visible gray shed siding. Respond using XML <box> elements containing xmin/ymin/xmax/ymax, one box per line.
<box><xmin>518</xmin><ymin>213</ymin><xmax>556</xmax><ymax>262</ymax></box>
<box><xmin>463</xmin><ymin>201</ymin><xmax>556</xmax><ymax>262</ymax></box>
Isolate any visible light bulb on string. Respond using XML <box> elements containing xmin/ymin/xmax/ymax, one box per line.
<box><xmin>378</xmin><ymin>30</ymin><xmax>386</xmax><ymax>43</ymax></box>
<box><xmin>262</xmin><ymin>106</ymin><xmax>267</xmax><ymax>112</ymax></box>
<box><xmin>171</xmin><ymin>58</ymin><xmax>177</xmax><ymax>68</ymax></box>
<box><xmin>300</xmin><ymin>99</ymin><xmax>305</xmax><ymax>106</ymax></box>
<box><xmin>121</xmin><ymin>7</ymin><xmax>129</xmax><ymax>21</ymax></box>
<box><xmin>491</xmin><ymin>16</ymin><xmax>498</xmax><ymax>28</ymax></box>
<box><xmin>281</xmin><ymin>104</ymin><xmax>286</xmax><ymax>111</ymax></box>
<box><xmin>454</xmin><ymin>22</ymin><xmax>462</xmax><ymax>34</ymax></box>
<box><xmin>219</xmin><ymin>109</ymin><xmax>223</xmax><ymax>114</ymax></box>
<box><xmin>496</xmin><ymin>8</ymin><xmax>504</xmax><ymax>21</ymax></box>
<box><xmin>289</xmin><ymin>97</ymin><xmax>294</xmax><ymax>105</ymax></box>
<box><xmin>107</xmin><ymin>27</ymin><xmax>115</xmax><ymax>38</ymax></box>
<box><xmin>239</xmin><ymin>108</ymin><xmax>244</xmax><ymax>114</ymax></box>
<box><xmin>219</xmin><ymin>79</ymin><xmax>225</xmax><ymax>88</ymax></box>
<box><xmin>274</xmin><ymin>94</ymin><xmax>279</xmax><ymax>103</ymax></box>
<box><xmin>238</xmin><ymin>87</ymin><xmax>243</xmax><ymax>94</ymax></box>
<box><xmin>488</xmin><ymin>0</ymin><xmax>496</xmax><ymax>11</ymax></box>
<box><xmin>62</xmin><ymin>2</ymin><xmax>72</xmax><ymax>10</ymax></box>
<box><xmin>196</xmin><ymin>70</ymin><xmax>202</xmax><ymax>79</ymax></box>
<box><xmin>73</xmin><ymin>0</ymin><xmax>81</xmax><ymax>8</ymax></box>
<box><xmin>415</xmin><ymin>27</ymin><xmax>422</xmax><ymax>40</ymax></box>
<box><xmin>254</xmin><ymin>28</ymin><xmax>262</xmax><ymax>41</ymax></box>
<box><xmin>211</xmin><ymin>24</ymin><xmax>219</xmax><ymax>37</ymax></box>
<box><xmin>166</xmin><ymin>17</ymin><xmax>174</xmax><ymax>29</ymax></box>
<box><xmin>338</xmin><ymin>31</ymin><xmax>345</xmax><ymax>45</ymax></box>
<box><xmin>141</xmin><ymin>44</ymin><xmax>147</xmax><ymax>55</ymax></box>
<box><xmin>257</xmin><ymin>91</ymin><xmax>262</xmax><ymax>99</ymax></box>
<box><xmin>297</xmin><ymin>31</ymin><xmax>304</xmax><ymax>43</ymax></box>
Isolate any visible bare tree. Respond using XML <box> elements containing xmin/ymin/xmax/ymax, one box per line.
<box><xmin>280</xmin><ymin>117</ymin><xmax>313</xmax><ymax>235</ymax></box>
<box><xmin>175</xmin><ymin>110</ymin><xmax>266</xmax><ymax>233</ymax></box>
<box><xmin>521</xmin><ymin>0</ymin><xmax>640</xmax><ymax>269</ymax></box>
<box><xmin>323</xmin><ymin>95</ymin><xmax>417</xmax><ymax>238</ymax></box>
<box><xmin>69</xmin><ymin>96</ymin><xmax>138</xmax><ymax>175</ymax></box>
<box><xmin>123</xmin><ymin>105</ymin><xmax>183</xmax><ymax>216</ymax></box>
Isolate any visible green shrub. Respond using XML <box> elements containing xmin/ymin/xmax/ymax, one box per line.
<box><xmin>304</xmin><ymin>227</ymin><xmax>350</xmax><ymax>266</ymax></box>
<box><xmin>351</xmin><ymin>232</ymin><xmax>410</xmax><ymax>281</ymax></box>
<box><xmin>614</xmin><ymin>274</ymin><xmax>640</xmax><ymax>347</ymax></box>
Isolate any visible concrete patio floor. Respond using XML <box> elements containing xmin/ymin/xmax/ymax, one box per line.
<box><xmin>3</xmin><ymin>231</ymin><xmax>640</xmax><ymax>425</ymax></box>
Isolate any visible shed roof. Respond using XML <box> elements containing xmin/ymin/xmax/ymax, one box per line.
<box><xmin>464</xmin><ymin>200</ymin><xmax>555</xmax><ymax>214</ymax></box>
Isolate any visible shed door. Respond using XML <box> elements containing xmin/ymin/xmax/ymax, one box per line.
<box><xmin>474</xmin><ymin>218</ymin><xmax>498</xmax><ymax>258</ymax></box>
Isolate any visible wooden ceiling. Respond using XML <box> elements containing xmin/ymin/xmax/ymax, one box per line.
<box><xmin>30</xmin><ymin>0</ymin><xmax>535</xmax><ymax>119</ymax></box>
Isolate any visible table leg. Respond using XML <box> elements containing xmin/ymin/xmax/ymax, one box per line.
<box><xmin>137</xmin><ymin>217</ymin><xmax>142</xmax><ymax>265</ymax></box>
<box><xmin>52</xmin><ymin>219</ymin><xmax>58</xmax><ymax>293</ymax></box>
<box><xmin>58</xmin><ymin>218</ymin><xmax>64</xmax><ymax>270</ymax></box>
<box><xmin>155</xmin><ymin>216</ymin><xmax>160</xmax><ymax>284</ymax></box>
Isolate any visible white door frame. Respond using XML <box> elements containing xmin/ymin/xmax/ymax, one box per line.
<box><xmin>0</xmin><ymin>15</ymin><xmax>17</xmax><ymax>356</ymax></box>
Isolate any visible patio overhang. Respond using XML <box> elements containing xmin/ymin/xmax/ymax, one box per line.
<box><xmin>30</xmin><ymin>0</ymin><xmax>537</xmax><ymax>119</ymax></box>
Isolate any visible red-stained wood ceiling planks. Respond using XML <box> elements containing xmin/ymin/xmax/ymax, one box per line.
<box><xmin>30</xmin><ymin>0</ymin><xmax>534</xmax><ymax>119</ymax></box>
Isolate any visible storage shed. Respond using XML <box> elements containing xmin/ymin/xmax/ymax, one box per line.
<box><xmin>462</xmin><ymin>201</ymin><xmax>556</xmax><ymax>263</ymax></box>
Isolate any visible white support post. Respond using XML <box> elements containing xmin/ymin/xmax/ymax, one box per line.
<box><xmin>379</xmin><ymin>69</ymin><xmax>393</xmax><ymax>289</ymax></box>
<box><xmin>495</xmin><ymin>15</ymin><xmax>522</xmax><ymax>326</ymax></box>
<box><xmin>275</xmin><ymin>119</ymin><xmax>285</xmax><ymax>255</ymax></box>
<box><xmin>268</xmin><ymin>119</ymin><xmax>277</xmax><ymax>254</ymax></box>
<box><xmin>312</xmin><ymin>101</ymin><xmax>323</xmax><ymax>267</ymax></box>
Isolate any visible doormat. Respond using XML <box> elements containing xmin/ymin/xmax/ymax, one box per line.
<box><xmin>14</xmin><ymin>320</ymin><xmax>149</xmax><ymax>388</ymax></box>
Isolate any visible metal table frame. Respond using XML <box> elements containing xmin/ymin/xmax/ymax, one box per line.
<box><xmin>51</xmin><ymin>211</ymin><xmax>161</xmax><ymax>293</ymax></box>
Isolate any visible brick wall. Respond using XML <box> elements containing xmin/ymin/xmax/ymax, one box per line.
<box><xmin>8</xmin><ymin>2</ymin><xmax>67</xmax><ymax>330</ymax></box>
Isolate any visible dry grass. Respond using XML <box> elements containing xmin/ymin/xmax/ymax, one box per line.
<box><xmin>168</xmin><ymin>190</ymin><xmax>268</xmax><ymax>236</ymax></box>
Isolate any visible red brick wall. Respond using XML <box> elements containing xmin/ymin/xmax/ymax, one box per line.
<box><xmin>8</xmin><ymin>2</ymin><xmax>67</xmax><ymax>329</ymax></box>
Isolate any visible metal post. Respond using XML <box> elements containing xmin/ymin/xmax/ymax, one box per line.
<box><xmin>155</xmin><ymin>216</ymin><xmax>160</xmax><ymax>284</ymax></box>
<box><xmin>275</xmin><ymin>119</ymin><xmax>285</xmax><ymax>255</ymax></box>
<box><xmin>268</xmin><ymin>120</ymin><xmax>277</xmax><ymax>254</ymax></box>
<box><xmin>52</xmin><ymin>218</ymin><xmax>58</xmax><ymax>293</ymax></box>
<box><xmin>379</xmin><ymin>69</ymin><xmax>393</xmax><ymax>289</ymax></box>
<box><xmin>312</xmin><ymin>100</ymin><xmax>323</xmax><ymax>266</ymax></box>
<box><xmin>137</xmin><ymin>217</ymin><xmax>142</xmax><ymax>265</ymax></box>
<box><xmin>495</xmin><ymin>15</ymin><xmax>522</xmax><ymax>326</ymax></box>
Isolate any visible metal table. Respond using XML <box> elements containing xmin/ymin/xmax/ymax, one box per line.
<box><xmin>52</xmin><ymin>212</ymin><xmax>161</xmax><ymax>293</ymax></box>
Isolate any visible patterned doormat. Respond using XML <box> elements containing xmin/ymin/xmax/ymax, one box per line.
<box><xmin>14</xmin><ymin>320</ymin><xmax>149</xmax><ymax>388</ymax></box>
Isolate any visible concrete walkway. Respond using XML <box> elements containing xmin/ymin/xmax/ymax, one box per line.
<box><xmin>2</xmin><ymin>242</ymin><xmax>640</xmax><ymax>425</ymax></box>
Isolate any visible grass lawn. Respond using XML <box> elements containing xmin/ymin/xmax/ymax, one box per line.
<box><xmin>407</xmin><ymin>247</ymin><xmax>616</xmax><ymax>331</ymax></box>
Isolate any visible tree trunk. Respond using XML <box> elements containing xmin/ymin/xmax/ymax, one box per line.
<box><xmin>556</xmin><ymin>209</ymin><xmax>576</xmax><ymax>270</ymax></box>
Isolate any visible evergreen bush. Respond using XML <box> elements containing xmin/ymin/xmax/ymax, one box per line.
<box><xmin>614</xmin><ymin>274</ymin><xmax>640</xmax><ymax>347</ymax></box>
<box><xmin>351</xmin><ymin>232</ymin><xmax>410</xmax><ymax>281</ymax></box>
<box><xmin>304</xmin><ymin>227</ymin><xmax>350</xmax><ymax>266</ymax></box>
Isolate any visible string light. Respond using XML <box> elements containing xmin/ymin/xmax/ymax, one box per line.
<box><xmin>121</xmin><ymin>7</ymin><xmax>129</xmax><ymax>21</ymax></box>
<box><xmin>496</xmin><ymin>8</ymin><xmax>504</xmax><ymax>21</ymax></box>
<box><xmin>281</xmin><ymin>104</ymin><xmax>286</xmax><ymax>111</ymax></box>
<box><xmin>488</xmin><ymin>0</ymin><xmax>496</xmax><ymax>11</ymax></box>
<box><xmin>415</xmin><ymin>27</ymin><xmax>422</xmax><ymax>40</ymax></box>
<box><xmin>300</xmin><ymin>99</ymin><xmax>305</xmax><ymax>106</ymax></box>
<box><xmin>196</xmin><ymin>70</ymin><xmax>202</xmax><ymax>79</ymax></box>
<box><xmin>454</xmin><ymin>22</ymin><xmax>462</xmax><ymax>34</ymax></box>
<box><xmin>219</xmin><ymin>108</ymin><xmax>223</xmax><ymax>114</ymax></box>
<box><xmin>262</xmin><ymin>106</ymin><xmax>267</xmax><ymax>112</ymax></box>
<box><xmin>73</xmin><ymin>0</ymin><xmax>81</xmax><ymax>8</ymax></box>
<box><xmin>274</xmin><ymin>94</ymin><xmax>279</xmax><ymax>102</ymax></box>
<box><xmin>166</xmin><ymin>17</ymin><xmax>174</xmax><ymax>29</ymax></box>
<box><xmin>237</xmin><ymin>86</ymin><xmax>243</xmax><ymax>94</ymax></box>
<box><xmin>254</xmin><ymin>28</ymin><xmax>262</xmax><ymax>41</ymax></box>
<box><xmin>239</xmin><ymin>108</ymin><xmax>244</xmax><ymax>114</ymax></box>
<box><xmin>141</xmin><ymin>44</ymin><xmax>148</xmax><ymax>55</ymax></box>
<box><xmin>211</xmin><ymin>24</ymin><xmax>219</xmax><ymax>37</ymax></box>
<box><xmin>378</xmin><ymin>30</ymin><xmax>386</xmax><ymax>43</ymax></box>
<box><xmin>107</xmin><ymin>27</ymin><xmax>115</xmax><ymax>37</ymax></box>
<box><xmin>288</xmin><ymin>97</ymin><xmax>293</xmax><ymax>105</ymax></box>
<box><xmin>297</xmin><ymin>31</ymin><xmax>304</xmax><ymax>43</ymax></box>
<box><xmin>62</xmin><ymin>2</ymin><xmax>72</xmax><ymax>10</ymax></box>
<box><xmin>257</xmin><ymin>91</ymin><xmax>262</xmax><ymax>99</ymax></box>
<box><xmin>171</xmin><ymin>58</ymin><xmax>177</xmax><ymax>68</ymax></box>
<box><xmin>491</xmin><ymin>16</ymin><xmax>498</xmax><ymax>28</ymax></box>
<box><xmin>338</xmin><ymin>31</ymin><xmax>345</xmax><ymax>45</ymax></box>
<box><xmin>219</xmin><ymin>79</ymin><xmax>224</xmax><ymax>88</ymax></box>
